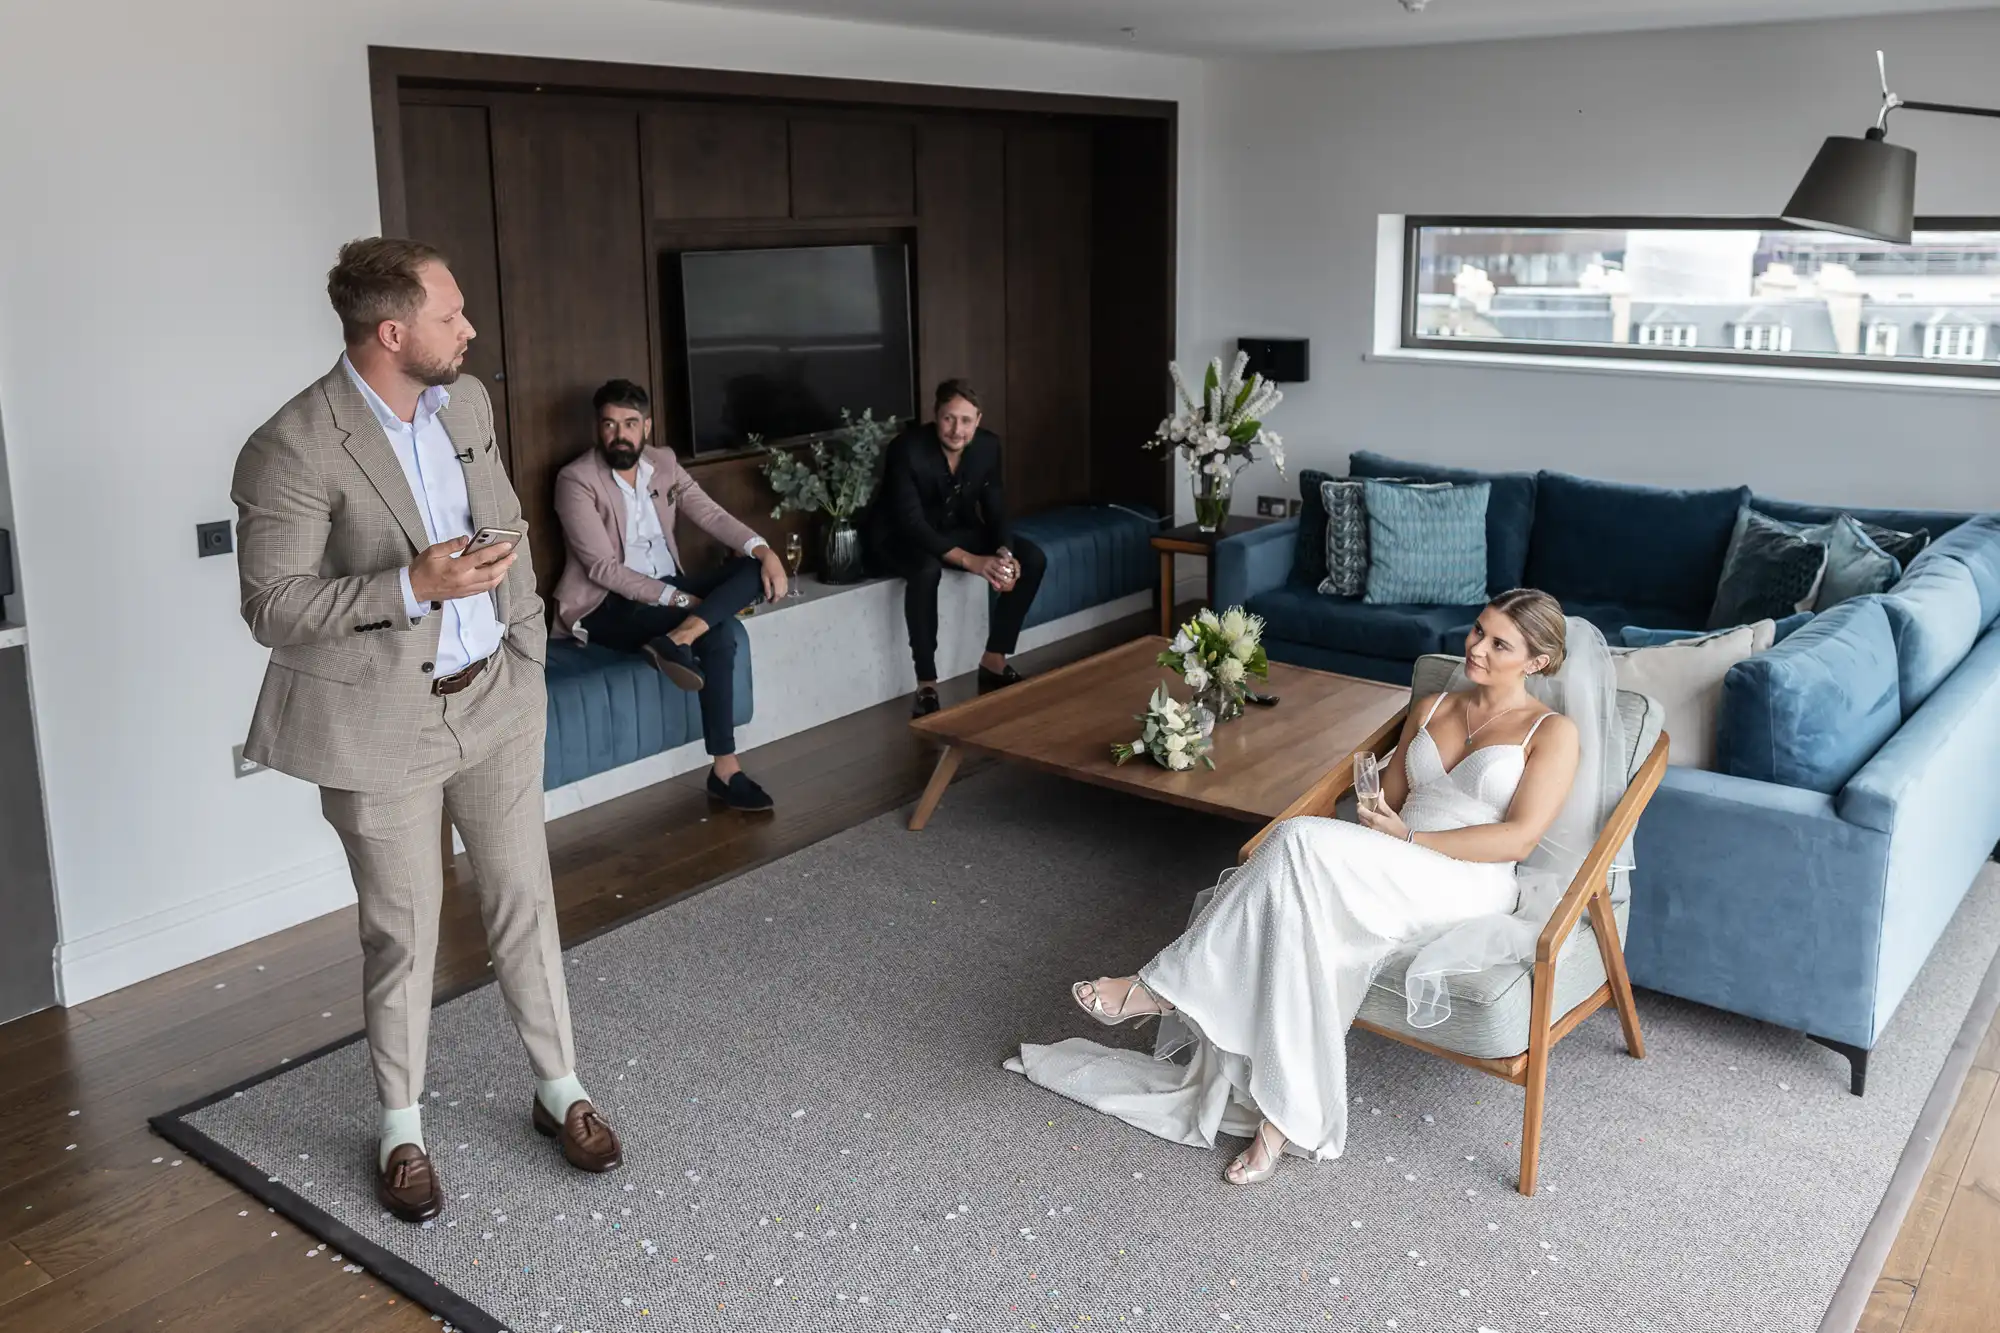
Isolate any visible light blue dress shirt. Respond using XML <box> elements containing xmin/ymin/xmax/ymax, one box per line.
<box><xmin>341</xmin><ymin>356</ymin><xmax>500</xmax><ymax>677</ymax></box>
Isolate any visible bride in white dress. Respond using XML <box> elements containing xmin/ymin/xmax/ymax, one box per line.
<box><xmin>1007</xmin><ymin>590</ymin><xmax>1627</xmax><ymax>1185</ymax></box>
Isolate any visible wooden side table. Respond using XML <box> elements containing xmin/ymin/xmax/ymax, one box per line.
<box><xmin>1151</xmin><ymin>516</ymin><xmax>1274</xmax><ymax>636</ymax></box>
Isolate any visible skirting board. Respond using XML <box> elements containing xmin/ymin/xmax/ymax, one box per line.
<box><xmin>57</xmin><ymin>850</ymin><xmax>357</xmax><ymax>1005</ymax></box>
<box><xmin>57</xmin><ymin>571</ymin><xmax>1194</xmax><ymax>1002</ymax></box>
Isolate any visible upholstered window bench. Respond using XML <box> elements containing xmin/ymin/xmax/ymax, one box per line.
<box><xmin>537</xmin><ymin>503</ymin><xmax>1162</xmax><ymax>818</ymax></box>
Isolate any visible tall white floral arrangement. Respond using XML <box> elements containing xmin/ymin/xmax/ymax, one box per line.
<box><xmin>1145</xmin><ymin>350</ymin><xmax>1286</xmax><ymax>480</ymax></box>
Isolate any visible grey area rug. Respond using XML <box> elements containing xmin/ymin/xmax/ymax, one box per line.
<box><xmin>163</xmin><ymin>768</ymin><xmax>2000</xmax><ymax>1333</ymax></box>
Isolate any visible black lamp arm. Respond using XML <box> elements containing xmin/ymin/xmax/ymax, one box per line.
<box><xmin>1871</xmin><ymin>51</ymin><xmax>2000</xmax><ymax>132</ymax></box>
<box><xmin>1896</xmin><ymin>98</ymin><xmax>2000</xmax><ymax>122</ymax></box>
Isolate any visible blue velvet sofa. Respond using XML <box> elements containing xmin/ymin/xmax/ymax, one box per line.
<box><xmin>1214</xmin><ymin>455</ymin><xmax>2000</xmax><ymax>1092</ymax></box>
<box><xmin>542</xmin><ymin>503</ymin><xmax>1161</xmax><ymax>791</ymax></box>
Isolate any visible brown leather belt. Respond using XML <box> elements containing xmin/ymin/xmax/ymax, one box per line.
<box><xmin>430</xmin><ymin>656</ymin><xmax>489</xmax><ymax>697</ymax></box>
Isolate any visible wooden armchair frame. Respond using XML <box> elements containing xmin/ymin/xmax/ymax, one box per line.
<box><xmin>1238</xmin><ymin>718</ymin><xmax>1671</xmax><ymax>1196</ymax></box>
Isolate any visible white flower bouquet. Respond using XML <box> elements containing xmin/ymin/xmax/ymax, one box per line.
<box><xmin>1159</xmin><ymin>606</ymin><xmax>1268</xmax><ymax>722</ymax></box>
<box><xmin>1144</xmin><ymin>350</ymin><xmax>1286</xmax><ymax>530</ymax></box>
<box><xmin>1111</xmin><ymin>684</ymin><xmax>1216</xmax><ymax>772</ymax></box>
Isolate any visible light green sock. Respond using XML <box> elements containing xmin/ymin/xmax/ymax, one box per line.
<box><xmin>536</xmin><ymin>1073</ymin><xmax>590</xmax><ymax>1121</ymax></box>
<box><xmin>378</xmin><ymin>1104</ymin><xmax>424</xmax><ymax>1171</ymax></box>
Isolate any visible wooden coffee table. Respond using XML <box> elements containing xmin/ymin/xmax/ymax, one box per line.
<box><xmin>907</xmin><ymin>636</ymin><xmax>1409</xmax><ymax>830</ymax></box>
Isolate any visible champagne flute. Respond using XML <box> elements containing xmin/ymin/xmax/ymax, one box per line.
<box><xmin>1353</xmin><ymin>750</ymin><xmax>1383</xmax><ymax>815</ymax></box>
<box><xmin>783</xmin><ymin>532</ymin><xmax>805</xmax><ymax>597</ymax></box>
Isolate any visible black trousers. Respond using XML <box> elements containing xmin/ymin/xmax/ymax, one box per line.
<box><xmin>891</xmin><ymin>530</ymin><xmax>1046</xmax><ymax>682</ymax></box>
<box><xmin>578</xmin><ymin>555</ymin><xmax>763</xmax><ymax>757</ymax></box>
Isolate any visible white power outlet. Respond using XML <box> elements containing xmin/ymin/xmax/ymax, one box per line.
<box><xmin>232</xmin><ymin>744</ymin><xmax>267</xmax><ymax>779</ymax></box>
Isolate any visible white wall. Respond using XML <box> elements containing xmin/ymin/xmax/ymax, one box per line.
<box><xmin>0</xmin><ymin>0</ymin><xmax>1206</xmax><ymax>1001</ymax></box>
<box><xmin>1190</xmin><ymin>10</ymin><xmax>2000</xmax><ymax>515</ymax></box>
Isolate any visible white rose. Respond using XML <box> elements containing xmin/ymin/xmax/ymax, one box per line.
<box><xmin>1229</xmin><ymin>636</ymin><xmax>1256</xmax><ymax>663</ymax></box>
<box><xmin>1219</xmin><ymin>608</ymin><xmax>1248</xmax><ymax>640</ymax></box>
<box><xmin>1184</xmin><ymin>665</ymin><xmax>1210</xmax><ymax>692</ymax></box>
<box><xmin>1164</xmin><ymin>732</ymin><xmax>1187</xmax><ymax>754</ymax></box>
<box><xmin>1167</xmin><ymin>750</ymin><xmax>1194</xmax><ymax>771</ymax></box>
<box><xmin>1218</xmin><ymin>656</ymin><xmax>1246</xmax><ymax>686</ymax></box>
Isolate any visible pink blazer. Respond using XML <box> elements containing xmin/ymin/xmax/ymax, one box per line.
<box><xmin>551</xmin><ymin>445</ymin><xmax>762</xmax><ymax>635</ymax></box>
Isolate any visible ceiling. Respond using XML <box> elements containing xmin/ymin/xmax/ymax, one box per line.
<box><xmin>683</xmin><ymin>0</ymin><xmax>1996</xmax><ymax>55</ymax></box>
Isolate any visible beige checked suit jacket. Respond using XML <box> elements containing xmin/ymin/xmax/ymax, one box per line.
<box><xmin>232</xmin><ymin>360</ymin><xmax>547</xmax><ymax>792</ymax></box>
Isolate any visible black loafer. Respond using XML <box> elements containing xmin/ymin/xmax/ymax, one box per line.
<box><xmin>707</xmin><ymin>769</ymin><xmax>774</xmax><ymax>812</ymax></box>
<box><xmin>911</xmin><ymin>685</ymin><xmax>941</xmax><ymax>717</ymax></box>
<box><xmin>642</xmin><ymin>638</ymin><xmax>706</xmax><ymax>691</ymax></box>
<box><xmin>977</xmin><ymin>663</ymin><xmax>1026</xmax><ymax>690</ymax></box>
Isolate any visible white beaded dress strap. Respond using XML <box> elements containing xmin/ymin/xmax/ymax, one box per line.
<box><xmin>1419</xmin><ymin>692</ymin><xmax>1448</xmax><ymax>732</ymax></box>
<box><xmin>1522</xmin><ymin>710</ymin><xmax>1555</xmax><ymax>745</ymax></box>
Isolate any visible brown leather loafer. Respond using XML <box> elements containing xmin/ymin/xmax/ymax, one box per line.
<box><xmin>532</xmin><ymin>1097</ymin><xmax>623</xmax><ymax>1173</ymax></box>
<box><xmin>375</xmin><ymin>1143</ymin><xmax>443</xmax><ymax>1223</ymax></box>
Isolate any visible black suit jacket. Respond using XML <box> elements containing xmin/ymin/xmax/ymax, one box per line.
<box><xmin>878</xmin><ymin>423</ymin><xmax>1010</xmax><ymax>559</ymax></box>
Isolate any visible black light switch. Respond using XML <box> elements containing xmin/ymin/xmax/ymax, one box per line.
<box><xmin>196</xmin><ymin>521</ymin><xmax>233</xmax><ymax>558</ymax></box>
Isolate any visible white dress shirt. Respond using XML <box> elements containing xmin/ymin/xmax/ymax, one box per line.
<box><xmin>341</xmin><ymin>356</ymin><xmax>500</xmax><ymax>677</ymax></box>
<box><xmin>613</xmin><ymin>456</ymin><xmax>766</xmax><ymax>605</ymax></box>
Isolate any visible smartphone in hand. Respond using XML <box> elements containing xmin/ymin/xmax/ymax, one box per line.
<box><xmin>463</xmin><ymin>527</ymin><xmax>522</xmax><ymax>557</ymax></box>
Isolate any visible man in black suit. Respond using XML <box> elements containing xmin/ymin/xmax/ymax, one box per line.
<box><xmin>878</xmin><ymin>379</ymin><xmax>1045</xmax><ymax>717</ymax></box>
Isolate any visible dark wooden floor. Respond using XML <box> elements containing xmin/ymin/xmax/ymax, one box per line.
<box><xmin>3</xmin><ymin>604</ymin><xmax>1996</xmax><ymax>1332</ymax></box>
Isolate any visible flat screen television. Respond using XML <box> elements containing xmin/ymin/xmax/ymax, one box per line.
<box><xmin>679</xmin><ymin>243</ymin><xmax>915</xmax><ymax>454</ymax></box>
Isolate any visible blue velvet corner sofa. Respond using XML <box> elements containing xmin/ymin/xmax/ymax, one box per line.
<box><xmin>1214</xmin><ymin>453</ymin><xmax>2000</xmax><ymax>1093</ymax></box>
<box><xmin>542</xmin><ymin>502</ymin><xmax>1161</xmax><ymax>791</ymax></box>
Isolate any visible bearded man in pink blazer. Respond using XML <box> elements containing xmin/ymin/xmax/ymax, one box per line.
<box><xmin>551</xmin><ymin>379</ymin><xmax>788</xmax><ymax>811</ymax></box>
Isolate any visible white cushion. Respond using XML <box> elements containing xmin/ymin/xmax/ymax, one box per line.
<box><xmin>1609</xmin><ymin>621</ymin><xmax>1770</xmax><ymax>770</ymax></box>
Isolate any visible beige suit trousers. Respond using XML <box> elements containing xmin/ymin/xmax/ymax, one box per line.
<box><xmin>319</xmin><ymin>646</ymin><xmax>573</xmax><ymax>1108</ymax></box>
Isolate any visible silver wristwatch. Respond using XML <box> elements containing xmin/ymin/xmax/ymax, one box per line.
<box><xmin>669</xmin><ymin>590</ymin><xmax>694</xmax><ymax>609</ymax></box>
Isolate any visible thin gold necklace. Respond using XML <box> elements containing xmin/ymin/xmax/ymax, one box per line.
<box><xmin>1464</xmin><ymin>699</ymin><xmax>1529</xmax><ymax>743</ymax></box>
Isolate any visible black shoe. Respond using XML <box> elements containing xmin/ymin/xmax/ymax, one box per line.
<box><xmin>911</xmin><ymin>685</ymin><xmax>941</xmax><ymax>718</ymax></box>
<box><xmin>977</xmin><ymin>663</ymin><xmax>1026</xmax><ymax>691</ymax></box>
<box><xmin>707</xmin><ymin>768</ymin><xmax>774</xmax><ymax>812</ymax></box>
<box><xmin>642</xmin><ymin>638</ymin><xmax>706</xmax><ymax>691</ymax></box>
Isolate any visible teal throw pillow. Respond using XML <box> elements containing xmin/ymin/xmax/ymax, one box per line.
<box><xmin>1622</xmin><ymin>612</ymin><xmax>1811</xmax><ymax>649</ymax></box>
<box><xmin>1361</xmin><ymin>480</ymin><xmax>1490</xmax><ymax>606</ymax></box>
<box><xmin>1708</xmin><ymin>510</ymin><xmax>1830</xmax><ymax>629</ymax></box>
<box><xmin>1805</xmin><ymin>514</ymin><xmax>1901</xmax><ymax>610</ymax></box>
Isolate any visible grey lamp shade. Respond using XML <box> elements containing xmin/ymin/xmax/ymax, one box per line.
<box><xmin>1781</xmin><ymin>131</ymin><xmax>1917</xmax><ymax>244</ymax></box>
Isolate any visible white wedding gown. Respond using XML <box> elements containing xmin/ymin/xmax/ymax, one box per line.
<box><xmin>1006</xmin><ymin>701</ymin><xmax>1548</xmax><ymax>1162</ymax></box>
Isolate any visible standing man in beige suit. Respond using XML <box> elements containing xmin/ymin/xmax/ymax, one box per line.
<box><xmin>232</xmin><ymin>238</ymin><xmax>622</xmax><ymax>1224</ymax></box>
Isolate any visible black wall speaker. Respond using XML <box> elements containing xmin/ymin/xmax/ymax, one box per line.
<box><xmin>1236</xmin><ymin>337</ymin><xmax>1309</xmax><ymax>384</ymax></box>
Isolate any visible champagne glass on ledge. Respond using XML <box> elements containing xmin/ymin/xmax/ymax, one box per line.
<box><xmin>783</xmin><ymin>531</ymin><xmax>805</xmax><ymax>597</ymax></box>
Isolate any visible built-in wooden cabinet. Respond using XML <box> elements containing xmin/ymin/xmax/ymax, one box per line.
<box><xmin>374</xmin><ymin>50</ymin><xmax>1175</xmax><ymax>584</ymax></box>
<box><xmin>790</xmin><ymin>117</ymin><xmax>916</xmax><ymax>219</ymax></box>
<box><xmin>647</xmin><ymin>107</ymin><xmax>791</xmax><ymax>222</ymax></box>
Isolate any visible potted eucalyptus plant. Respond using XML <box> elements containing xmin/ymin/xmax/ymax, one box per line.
<box><xmin>759</xmin><ymin>408</ymin><xmax>895</xmax><ymax>584</ymax></box>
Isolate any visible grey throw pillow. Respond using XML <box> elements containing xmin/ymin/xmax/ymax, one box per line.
<box><xmin>1708</xmin><ymin>510</ymin><xmax>1829</xmax><ymax>629</ymax></box>
<box><xmin>1316</xmin><ymin>479</ymin><xmax>1369</xmax><ymax>597</ymax></box>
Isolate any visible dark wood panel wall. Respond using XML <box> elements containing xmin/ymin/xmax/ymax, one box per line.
<box><xmin>1003</xmin><ymin>126</ymin><xmax>1093</xmax><ymax>519</ymax></box>
<box><xmin>488</xmin><ymin>102</ymin><xmax>654</xmax><ymax>597</ymax></box>
<box><xmin>376</xmin><ymin>50</ymin><xmax>1174</xmax><ymax>593</ymax></box>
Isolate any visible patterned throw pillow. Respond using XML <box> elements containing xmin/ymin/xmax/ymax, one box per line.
<box><xmin>1316</xmin><ymin>479</ymin><xmax>1369</xmax><ymax>597</ymax></box>
<box><xmin>1361</xmin><ymin>480</ymin><xmax>1490</xmax><ymax>606</ymax></box>
<box><xmin>1707</xmin><ymin>510</ymin><xmax>1830</xmax><ymax>629</ymax></box>
<box><xmin>1861</xmin><ymin>521</ymin><xmax>1929</xmax><ymax>568</ymax></box>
